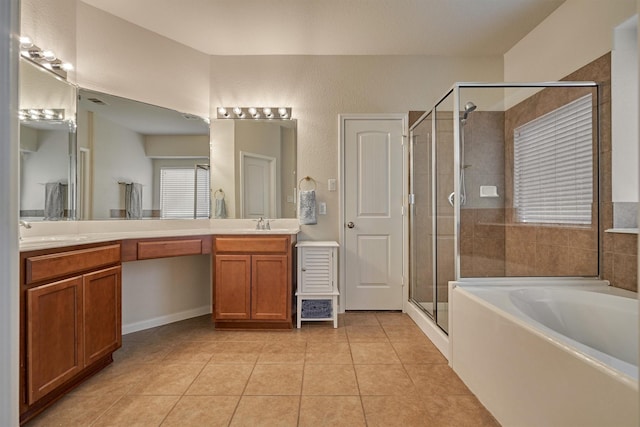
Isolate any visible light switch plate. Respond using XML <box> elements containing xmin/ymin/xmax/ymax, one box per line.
<box><xmin>319</xmin><ymin>202</ymin><xmax>327</xmax><ymax>215</ymax></box>
<box><xmin>328</xmin><ymin>179</ymin><xmax>337</xmax><ymax>192</ymax></box>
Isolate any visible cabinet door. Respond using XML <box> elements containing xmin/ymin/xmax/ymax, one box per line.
<box><xmin>83</xmin><ymin>266</ymin><xmax>122</xmax><ymax>367</ymax></box>
<box><xmin>300</xmin><ymin>247</ymin><xmax>334</xmax><ymax>293</ymax></box>
<box><xmin>27</xmin><ymin>276</ymin><xmax>83</xmax><ymax>404</ymax></box>
<box><xmin>252</xmin><ymin>255</ymin><xmax>289</xmax><ymax>320</ymax></box>
<box><xmin>215</xmin><ymin>255</ymin><xmax>251</xmax><ymax>319</ymax></box>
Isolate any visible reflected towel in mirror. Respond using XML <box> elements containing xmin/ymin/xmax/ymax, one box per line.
<box><xmin>298</xmin><ymin>190</ymin><xmax>317</xmax><ymax>225</ymax></box>
<box><xmin>125</xmin><ymin>183</ymin><xmax>143</xmax><ymax>219</ymax></box>
<box><xmin>44</xmin><ymin>182</ymin><xmax>66</xmax><ymax>220</ymax></box>
<box><xmin>215</xmin><ymin>198</ymin><xmax>227</xmax><ymax>219</ymax></box>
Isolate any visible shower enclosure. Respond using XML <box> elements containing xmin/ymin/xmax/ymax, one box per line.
<box><xmin>409</xmin><ymin>82</ymin><xmax>600</xmax><ymax>333</ymax></box>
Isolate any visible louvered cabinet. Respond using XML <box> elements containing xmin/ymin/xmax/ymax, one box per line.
<box><xmin>295</xmin><ymin>241</ymin><xmax>339</xmax><ymax>328</ymax></box>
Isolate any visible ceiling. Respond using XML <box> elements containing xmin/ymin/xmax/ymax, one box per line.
<box><xmin>80</xmin><ymin>0</ymin><xmax>566</xmax><ymax>56</ymax></box>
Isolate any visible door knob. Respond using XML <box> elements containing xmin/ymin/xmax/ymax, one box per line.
<box><xmin>347</xmin><ymin>222</ymin><xmax>355</xmax><ymax>229</ymax></box>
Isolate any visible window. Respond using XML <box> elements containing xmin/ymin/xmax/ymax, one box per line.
<box><xmin>513</xmin><ymin>94</ymin><xmax>593</xmax><ymax>225</ymax></box>
<box><xmin>160</xmin><ymin>166</ymin><xmax>210</xmax><ymax>219</ymax></box>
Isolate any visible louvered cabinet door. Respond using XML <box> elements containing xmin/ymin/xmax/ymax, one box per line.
<box><xmin>299</xmin><ymin>247</ymin><xmax>335</xmax><ymax>293</ymax></box>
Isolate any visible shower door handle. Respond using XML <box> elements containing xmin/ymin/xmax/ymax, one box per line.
<box><xmin>346</xmin><ymin>222</ymin><xmax>355</xmax><ymax>229</ymax></box>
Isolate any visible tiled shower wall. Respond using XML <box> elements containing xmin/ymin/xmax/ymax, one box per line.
<box><xmin>410</xmin><ymin>53</ymin><xmax>637</xmax><ymax>291</ymax></box>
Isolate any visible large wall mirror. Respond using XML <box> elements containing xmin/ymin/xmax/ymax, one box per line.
<box><xmin>211</xmin><ymin>119</ymin><xmax>297</xmax><ymax>219</ymax></box>
<box><xmin>77</xmin><ymin>89</ymin><xmax>210</xmax><ymax>220</ymax></box>
<box><xmin>19</xmin><ymin>58</ymin><xmax>77</xmax><ymax>221</ymax></box>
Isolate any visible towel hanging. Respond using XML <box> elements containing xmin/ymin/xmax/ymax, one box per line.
<box><xmin>125</xmin><ymin>183</ymin><xmax>143</xmax><ymax>219</ymax></box>
<box><xmin>214</xmin><ymin>189</ymin><xmax>227</xmax><ymax>219</ymax></box>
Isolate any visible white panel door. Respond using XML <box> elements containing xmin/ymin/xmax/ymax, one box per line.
<box><xmin>344</xmin><ymin>118</ymin><xmax>404</xmax><ymax>310</ymax></box>
<box><xmin>241</xmin><ymin>153</ymin><xmax>275</xmax><ymax>218</ymax></box>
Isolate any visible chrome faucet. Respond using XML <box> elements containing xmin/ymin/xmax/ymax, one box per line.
<box><xmin>19</xmin><ymin>220</ymin><xmax>31</xmax><ymax>241</ymax></box>
<box><xmin>255</xmin><ymin>217</ymin><xmax>264</xmax><ymax>230</ymax></box>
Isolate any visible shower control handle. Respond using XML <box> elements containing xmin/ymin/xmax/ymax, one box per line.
<box><xmin>346</xmin><ymin>222</ymin><xmax>355</xmax><ymax>229</ymax></box>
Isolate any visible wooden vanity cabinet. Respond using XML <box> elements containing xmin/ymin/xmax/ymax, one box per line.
<box><xmin>214</xmin><ymin>236</ymin><xmax>293</xmax><ymax>329</ymax></box>
<box><xmin>20</xmin><ymin>243</ymin><xmax>122</xmax><ymax>424</ymax></box>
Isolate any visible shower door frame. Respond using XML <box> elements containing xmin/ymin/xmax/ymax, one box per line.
<box><xmin>408</xmin><ymin>81</ymin><xmax>600</xmax><ymax>337</ymax></box>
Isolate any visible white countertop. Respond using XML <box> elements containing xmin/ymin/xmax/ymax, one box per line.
<box><xmin>19</xmin><ymin>219</ymin><xmax>300</xmax><ymax>252</ymax></box>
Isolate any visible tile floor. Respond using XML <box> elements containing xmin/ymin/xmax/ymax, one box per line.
<box><xmin>27</xmin><ymin>312</ymin><xmax>499</xmax><ymax>426</ymax></box>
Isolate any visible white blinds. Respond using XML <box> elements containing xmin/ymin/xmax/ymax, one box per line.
<box><xmin>160</xmin><ymin>167</ymin><xmax>210</xmax><ymax>219</ymax></box>
<box><xmin>513</xmin><ymin>94</ymin><xmax>593</xmax><ymax>225</ymax></box>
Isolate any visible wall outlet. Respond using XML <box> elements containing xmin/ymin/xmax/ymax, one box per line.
<box><xmin>319</xmin><ymin>202</ymin><xmax>327</xmax><ymax>215</ymax></box>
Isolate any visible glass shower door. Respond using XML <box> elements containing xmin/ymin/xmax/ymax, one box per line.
<box><xmin>409</xmin><ymin>112</ymin><xmax>435</xmax><ymax>317</ymax></box>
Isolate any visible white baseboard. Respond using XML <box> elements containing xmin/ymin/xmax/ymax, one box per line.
<box><xmin>406</xmin><ymin>301</ymin><xmax>450</xmax><ymax>361</ymax></box>
<box><xmin>122</xmin><ymin>305</ymin><xmax>211</xmax><ymax>335</ymax></box>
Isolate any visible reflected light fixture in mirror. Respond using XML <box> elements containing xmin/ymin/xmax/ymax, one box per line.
<box><xmin>217</xmin><ymin>107</ymin><xmax>292</xmax><ymax>120</ymax></box>
<box><xmin>19</xmin><ymin>36</ymin><xmax>74</xmax><ymax>79</ymax></box>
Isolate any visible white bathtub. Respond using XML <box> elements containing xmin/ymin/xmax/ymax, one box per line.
<box><xmin>450</xmin><ymin>279</ymin><xmax>639</xmax><ymax>427</ymax></box>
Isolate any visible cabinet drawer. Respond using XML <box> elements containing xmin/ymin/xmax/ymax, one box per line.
<box><xmin>215</xmin><ymin>236</ymin><xmax>290</xmax><ymax>254</ymax></box>
<box><xmin>137</xmin><ymin>239</ymin><xmax>204</xmax><ymax>260</ymax></box>
<box><xmin>25</xmin><ymin>244</ymin><xmax>121</xmax><ymax>285</ymax></box>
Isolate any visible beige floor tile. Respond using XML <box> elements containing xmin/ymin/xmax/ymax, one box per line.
<box><xmin>425</xmin><ymin>395</ymin><xmax>500</xmax><ymax>427</ymax></box>
<box><xmin>306</xmin><ymin>341</ymin><xmax>351</xmax><ymax>354</ymax></box>
<box><xmin>244</xmin><ymin>364</ymin><xmax>303</xmax><ymax>395</ymax></box>
<box><xmin>71</xmin><ymin>362</ymin><xmax>152</xmax><ymax>396</ymax></box>
<box><xmin>305</xmin><ymin>326</ymin><xmax>348</xmax><ymax>342</ymax></box>
<box><xmin>161</xmin><ymin>395</ymin><xmax>240</xmax><ymax>427</ymax></box>
<box><xmin>180</xmin><ymin>327</ymin><xmax>232</xmax><ymax>342</ymax></box>
<box><xmin>265</xmin><ymin>330</ymin><xmax>309</xmax><ymax>342</ymax></box>
<box><xmin>186</xmin><ymin>364</ymin><xmax>254</xmax><ymax>395</ymax></box>
<box><xmin>344</xmin><ymin>313</ymin><xmax>381</xmax><ymax>326</ymax></box>
<box><xmin>346</xmin><ymin>325</ymin><xmax>388</xmax><ymax>342</ymax></box>
<box><xmin>404</xmin><ymin>364</ymin><xmax>471</xmax><ymax>395</ymax></box>
<box><xmin>375</xmin><ymin>312</ymin><xmax>417</xmax><ymax>326</ymax></box>
<box><xmin>391</xmin><ymin>341</ymin><xmax>448</xmax><ymax>364</ymax></box>
<box><xmin>210</xmin><ymin>352</ymin><xmax>260</xmax><ymax>364</ymax></box>
<box><xmin>230</xmin><ymin>396</ymin><xmax>300</xmax><ymax>427</ymax></box>
<box><xmin>305</xmin><ymin>351</ymin><xmax>353</xmax><ymax>364</ymax></box>
<box><xmin>25</xmin><ymin>394</ymin><xmax>121</xmax><ymax>427</ymax></box>
<box><xmin>362</xmin><ymin>395</ymin><xmax>434</xmax><ymax>427</ymax></box>
<box><xmin>113</xmin><ymin>341</ymin><xmax>174</xmax><ymax>365</ymax></box>
<box><xmin>92</xmin><ymin>395</ymin><xmax>180</xmax><ymax>427</ymax></box>
<box><xmin>211</xmin><ymin>341</ymin><xmax>265</xmax><ymax>353</ymax></box>
<box><xmin>302</xmin><ymin>364</ymin><xmax>359</xmax><ymax>395</ymax></box>
<box><xmin>262</xmin><ymin>340</ymin><xmax>306</xmax><ymax>353</ymax></box>
<box><xmin>257</xmin><ymin>352</ymin><xmax>305</xmax><ymax>364</ymax></box>
<box><xmin>122</xmin><ymin>328</ymin><xmax>157</xmax><ymax>343</ymax></box>
<box><xmin>350</xmin><ymin>342</ymin><xmax>401</xmax><ymax>364</ymax></box>
<box><xmin>382</xmin><ymin>325</ymin><xmax>432</xmax><ymax>342</ymax></box>
<box><xmin>299</xmin><ymin>396</ymin><xmax>366</xmax><ymax>427</ymax></box>
<box><xmin>355</xmin><ymin>364</ymin><xmax>416</xmax><ymax>396</ymax></box>
<box><xmin>162</xmin><ymin>340</ymin><xmax>216</xmax><ymax>364</ymax></box>
<box><xmin>128</xmin><ymin>363</ymin><xmax>205</xmax><ymax>395</ymax></box>
<box><xmin>224</xmin><ymin>331</ymin><xmax>272</xmax><ymax>341</ymax></box>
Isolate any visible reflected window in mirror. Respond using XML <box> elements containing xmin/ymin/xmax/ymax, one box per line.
<box><xmin>19</xmin><ymin>58</ymin><xmax>77</xmax><ymax>221</ymax></box>
<box><xmin>77</xmin><ymin>89</ymin><xmax>210</xmax><ymax>220</ymax></box>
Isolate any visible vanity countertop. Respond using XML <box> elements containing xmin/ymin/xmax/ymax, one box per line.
<box><xmin>19</xmin><ymin>219</ymin><xmax>300</xmax><ymax>252</ymax></box>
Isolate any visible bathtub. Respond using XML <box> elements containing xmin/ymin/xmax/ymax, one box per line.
<box><xmin>450</xmin><ymin>279</ymin><xmax>639</xmax><ymax>427</ymax></box>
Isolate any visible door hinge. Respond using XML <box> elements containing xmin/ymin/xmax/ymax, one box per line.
<box><xmin>401</xmin><ymin>206</ymin><xmax>406</xmax><ymax>216</ymax></box>
<box><xmin>408</xmin><ymin>194</ymin><xmax>415</xmax><ymax>204</ymax></box>
<box><xmin>401</xmin><ymin>134</ymin><xmax>408</xmax><ymax>146</ymax></box>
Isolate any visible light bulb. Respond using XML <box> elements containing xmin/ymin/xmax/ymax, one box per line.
<box><xmin>263</xmin><ymin>108</ymin><xmax>273</xmax><ymax>118</ymax></box>
<box><xmin>248</xmin><ymin>107</ymin><xmax>257</xmax><ymax>115</ymax></box>
<box><xmin>60</xmin><ymin>62</ymin><xmax>74</xmax><ymax>71</ymax></box>
<box><xmin>42</xmin><ymin>50</ymin><xmax>56</xmax><ymax>61</ymax></box>
<box><xmin>278</xmin><ymin>108</ymin><xmax>288</xmax><ymax>118</ymax></box>
<box><xmin>218</xmin><ymin>107</ymin><xmax>227</xmax><ymax>115</ymax></box>
<box><xmin>19</xmin><ymin>36</ymin><xmax>33</xmax><ymax>48</ymax></box>
<box><xmin>233</xmin><ymin>107</ymin><xmax>242</xmax><ymax>115</ymax></box>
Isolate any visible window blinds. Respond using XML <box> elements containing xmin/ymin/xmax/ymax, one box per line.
<box><xmin>513</xmin><ymin>94</ymin><xmax>593</xmax><ymax>225</ymax></box>
<box><xmin>160</xmin><ymin>167</ymin><xmax>210</xmax><ymax>219</ymax></box>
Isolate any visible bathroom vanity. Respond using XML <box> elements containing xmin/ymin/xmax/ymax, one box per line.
<box><xmin>18</xmin><ymin>222</ymin><xmax>299</xmax><ymax>424</ymax></box>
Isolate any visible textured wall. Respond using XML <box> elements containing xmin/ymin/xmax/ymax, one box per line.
<box><xmin>209</xmin><ymin>55</ymin><xmax>504</xmax><ymax>242</ymax></box>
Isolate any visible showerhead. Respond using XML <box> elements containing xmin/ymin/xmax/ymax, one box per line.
<box><xmin>462</xmin><ymin>102</ymin><xmax>477</xmax><ymax>120</ymax></box>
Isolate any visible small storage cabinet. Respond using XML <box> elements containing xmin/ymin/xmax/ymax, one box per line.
<box><xmin>296</xmin><ymin>241</ymin><xmax>339</xmax><ymax>328</ymax></box>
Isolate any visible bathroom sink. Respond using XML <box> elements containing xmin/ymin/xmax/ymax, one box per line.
<box><xmin>20</xmin><ymin>234</ymin><xmax>90</xmax><ymax>248</ymax></box>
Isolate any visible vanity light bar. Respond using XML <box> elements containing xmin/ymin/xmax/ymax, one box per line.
<box><xmin>19</xmin><ymin>108</ymin><xmax>65</xmax><ymax>122</ymax></box>
<box><xmin>19</xmin><ymin>36</ymin><xmax>73</xmax><ymax>80</ymax></box>
<box><xmin>217</xmin><ymin>107</ymin><xmax>292</xmax><ymax>120</ymax></box>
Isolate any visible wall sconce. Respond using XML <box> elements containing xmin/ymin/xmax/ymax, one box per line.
<box><xmin>19</xmin><ymin>108</ymin><xmax>65</xmax><ymax>122</ymax></box>
<box><xmin>19</xmin><ymin>36</ymin><xmax>73</xmax><ymax>80</ymax></box>
<box><xmin>217</xmin><ymin>107</ymin><xmax>292</xmax><ymax>120</ymax></box>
